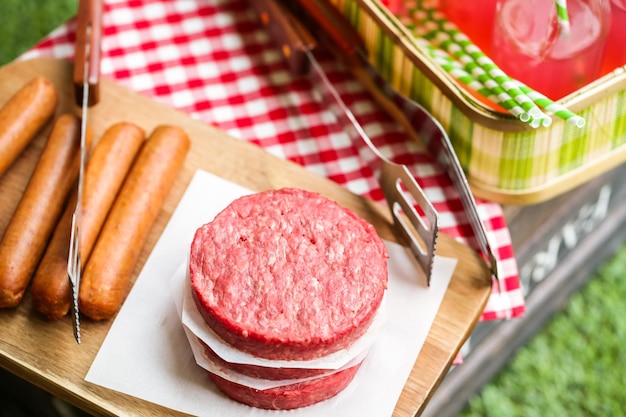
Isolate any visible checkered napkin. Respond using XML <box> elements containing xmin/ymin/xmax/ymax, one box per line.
<box><xmin>22</xmin><ymin>0</ymin><xmax>525</xmax><ymax>324</ymax></box>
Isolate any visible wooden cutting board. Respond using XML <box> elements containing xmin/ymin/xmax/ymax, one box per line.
<box><xmin>0</xmin><ymin>57</ymin><xmax>491</xmax><ymax>417</ymax></box>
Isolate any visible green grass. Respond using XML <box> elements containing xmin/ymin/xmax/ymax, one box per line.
<box><xmin>2</xmin><ymin>2</ymin><xmax>626</xmax><ymax>417</ymax></box>
<box><xmin>459</xmin><ymin>243</ymin><xmax>626</xmax><ymax>417</ymax></box>
<box><xmin>0</xmin><ymin>1</ymin><xmax>77</xmax><ymax>65</ymax></box>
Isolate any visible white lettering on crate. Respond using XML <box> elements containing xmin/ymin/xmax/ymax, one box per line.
<box><xmin>519</xmin><ymin>185</ymin><xmax>612</xmax><ymax>297</ymax></box>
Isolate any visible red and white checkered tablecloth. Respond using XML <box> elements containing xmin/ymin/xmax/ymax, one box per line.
<box><xmin>21</xmin><ymin>0</ymin><xmax>525</xmax><ymax>325</ymax></box>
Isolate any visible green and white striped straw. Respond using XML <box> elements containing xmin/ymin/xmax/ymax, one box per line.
<box><xmin>416</xmin><ymin>39</ymin><xmax>585</xmax><ymax>128</ymax></box>
<box><xmin>411</xmin><ymin>2</ymin><xmax>551</xmax><ymax>124</ymax></box>
<box><xmin>417</xmin><ymin>39</ymin><xmax>497</xmax><ymax>101</ymax></box>
<box><xmin>404</xmin><ymin>16</ymin><xmax>528</xmax><ymax>121</ymax></box>
<box><xmin>398</xmin><ymin>0</ymin><xmax>585</xmax><ymax>128</ymax></box>
<box><xmin>418</xmin><ymin>41</ymin><xmax>551</xmax><ymax>127</ymax></box>
<box><xmin>554</xmin><ymin>0</ymin><xmax>571</xmax><ymax>37</ymax></box>
<box><xmin>405</xmin><ymin>16</ymin><xmax>541</xmax><ymax>125</ymax></box>
<box><xmin>514</xmin><ymin>81</ymin><xmax>585</xmax><ymax>127</ymax></box>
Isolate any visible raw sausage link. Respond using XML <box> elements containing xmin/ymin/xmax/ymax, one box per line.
<box><xmin>79</xmin><ymin>125</ymin><xmax>190</xmax><ymax>320</ymax></box>
<box><xmin>81</xmin><ymin>122</ymin><xmax>146</xmax><ymax>256</ymax></box>
<box><xmin>29</xmin><ymin>192</ymin><xmax>76</xmax><ymax>318</ymax></box>
<box><xmin>31</xmin><ymin>122</ymin><xmax>145</xmax><ymax>320</ymax></box>
<box><xmin>0</xmin><ymin>76</ymin><xmax>58</xmax><ymax>176</ymax></box>
<box><xmin>0</xmin><ymin>114</ymin><xmax>90</xmax><ymax>308</ymax></box>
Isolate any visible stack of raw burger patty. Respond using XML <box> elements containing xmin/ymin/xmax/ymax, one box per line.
<box><xmin>189</xmin><ymin>188</ymin><xmax>389</xmax><ymax>410</ymax></box>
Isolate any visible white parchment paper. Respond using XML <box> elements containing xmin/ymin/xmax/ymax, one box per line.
<box><xmin>173</xmin><ymin>262</ymin><xmax>385</xmax><ymax>390</ymax></box>
<box><xmin>85</xmin><ymin>169</ymin><xmax>457</xmax><ymax>416</ymax></box>
<box><xmin>177</xmin><ymin>261</ymin><xmax>387</xmax><ymax>369</ymax></box>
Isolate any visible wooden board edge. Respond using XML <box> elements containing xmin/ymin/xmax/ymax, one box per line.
<box><xmin>0</xmin><ymin>57</ymin><xmax>492</xmax><ymax>417</ymax></box>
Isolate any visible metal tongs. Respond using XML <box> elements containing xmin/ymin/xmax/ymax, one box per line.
<box><xmin>68</xmin><ymin>0</ymin><xmax>103</xmax><ymax>344</ymax></box>
<box><xmin>287</xmin><ymin>0</ymin><xmax>501</xmax><ymax>290</ymax></box>
<box><xmin>252</xmin><ymin>0</ymin><xmax>440</xmax><ymax>282</ymax></box>
<box><xmin>254</xmin><ymin>0</ymin><xmax>502</xmax><ymax>289</ymax></box>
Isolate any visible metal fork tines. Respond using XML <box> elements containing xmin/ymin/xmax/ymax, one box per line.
<box><xmin>67</xmin><ymin>211</ymin><xmax>82</xmax><ymax>344</ymax></box>
<box><xmin>308</xmin><ymin>51</ymin><xmax>440</xmax><ymax>283</ymax></box>
<box><xmin>357</xmin><ymin>59</ymin><xmax>501</xmax><ymax>287</ymax></box>
<box><xmin>249</xmin><ymin>0</ymin><xmax>439</xmax><ymax>282</ymax></box>
<box><xmin>378</xmin><ymin>159</ymin><xmax>439</xmax><ymax>282</ymax></box>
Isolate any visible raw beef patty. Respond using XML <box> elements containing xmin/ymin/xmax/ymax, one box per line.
<box><xmin>189</xmin><ymin>188</ymin><xmax>388</xmax><ymax>361</ymax></box>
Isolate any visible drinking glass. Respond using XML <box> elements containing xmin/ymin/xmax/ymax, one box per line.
<box><xmin>602</xmin><ymin>0</ymin><xmax>626</xmax><ymax>73</ymax></box>
<box><xmin>491</xmin><ymin>0</ymin><xmax>610</xmax><ymax>100</ymax></box>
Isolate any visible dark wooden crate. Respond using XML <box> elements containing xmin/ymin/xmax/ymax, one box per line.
<box><xmin>422</xmin><ymin>162</ymin><xmax>626</xmax><ymax>417</ymax></box>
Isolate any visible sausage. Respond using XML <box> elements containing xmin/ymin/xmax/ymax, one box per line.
<box><xmin>0</xmin><ymin>76</ymin><xmax>58</xmax><ymax>176</ymax></box>
<box><xmin>0</xmin><ymin>114</ymin><xmax>90</xmax><ymax>308</ymax></box>
<box><xmin>79</xmin><ymin>125</ymin><xmax>190</xmax><ymax>320</ymax></box>
<box><xmin>29</xmin><ymin>191</ymin><xmax>77</xmax><ymax>318</ymax></box>
<box><xmin>31</xmin><ymin>122</ymin><xmax>145</xmax><ymax>320</ymax></box>
<box><xmin>81</xmin><ymin>122</ymin><xmax>146</xmax><ymax>257</ymax></box>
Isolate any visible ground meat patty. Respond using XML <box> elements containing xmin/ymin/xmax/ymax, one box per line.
<box><xmin>190</xmin><ymin>188</ymin><xmax>388</xmax><ymax>361</ymax></box>
<box><xmin>200</xmin><ymin>339</ymin><xmax>329</xmax><ymax>381</ymax></box>
<box><xmin>207</xmin><ymin>363</ymin><xmax>362</xmax><ymax>410</ymax></box>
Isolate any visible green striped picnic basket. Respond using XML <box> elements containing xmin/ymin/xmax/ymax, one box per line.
<box><xmin>330</xmin><ymin>0</ymin><xmax>626</xmax><ymax>204</ymax></box>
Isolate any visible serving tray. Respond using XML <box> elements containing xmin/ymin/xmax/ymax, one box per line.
<box><xmin>330</xmin><ymin>0</ymin><xmax>626</xmax><ymax>205</ymax></box>
<box><xmin>0</xmin><ymin>57</ymin><xmax>491</xmax><ymax>416</ymax></box>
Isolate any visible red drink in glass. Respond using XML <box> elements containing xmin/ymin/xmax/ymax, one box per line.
<box><xmin>492</xmin><ymin>0</ymin><xmax>610</xmax><ymax>100</ymax></box>
<box><xmin>602</xmin><ymin>0</ymin><xmax>626</xmax><ymax>73</ymax></box>
<box><xmin>439</xmin><ymin>0</ymin><xmax>498</xmax><ymax>53</ymax></box>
